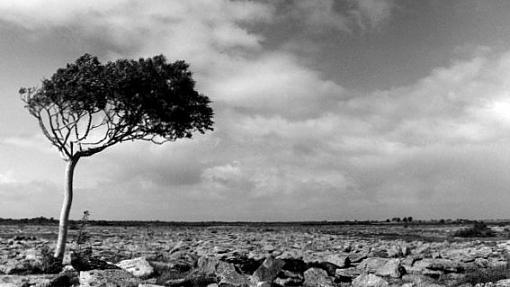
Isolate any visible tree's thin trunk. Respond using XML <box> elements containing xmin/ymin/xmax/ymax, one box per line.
<box><xmin>54</xmin><ymin>157</ymin><xmax>79</xmax><ymax>259</ymax></box>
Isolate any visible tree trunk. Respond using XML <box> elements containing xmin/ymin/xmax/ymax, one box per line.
<box><xmin>54</xmin><ymin>156</ymin><xmax>79</xmax><ymax>259</ymax></box>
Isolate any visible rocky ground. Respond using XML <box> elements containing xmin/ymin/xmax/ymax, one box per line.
<box><xmin>1</xmin><ymin>223</ymin><xmax>510</xmax><ymax>287</ymax></box>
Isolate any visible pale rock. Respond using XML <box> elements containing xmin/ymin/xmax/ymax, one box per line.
<box><xmin>387</xmin><ymin>245</ymin><xmax>403</xmax><ymax>258</ymax></box>
<box><xmin>358</xmin><ymin>257</ymin><xmax>390</xmax><ymax>273</ymax></box>
<box><xmin>250</xmin><ymin>256</ymin><xmax>285</xmax><ymax>284</ymax></box>
<box><xmin>352</xmin><ymin>273</ymin><xmax>389</xmax><ymax>287</ymax></box>
<box><xmin>79</xmin><ymin>269</ymin><xmax>140</xmax><ymax>287</ymax></box>
<box><xmin>216</xmin><ymin>261</ymin><xmax>250</xmax><ymax>287</ymax></box>
<box><xmin>303</xmin><ymin>268</ymin><xmax>334</xmax><ymax>287</ymax></box>
<box><xmin>375</xmin><ymin>258</ymin><xmax>405</xmax><ymax>278</ymax></box>
<box><xmin>324</xmin><ymin>254</ymin><xmax>350</xmax><ymax>268</ymax></box>
<box><xmin>335</xmin><ymin>267</ymin><xmax>362</xmax><ymax>279</ymax></box>
<box><xmin>116</xmin><ymin>257</ymin><xmax>154</xmax><ymax>278</ymax></box>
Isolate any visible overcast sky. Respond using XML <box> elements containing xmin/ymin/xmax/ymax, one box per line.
<box><xmin>2</xmin><ymin>0</ymin><xmax>510</xmax><ymax>221</ymax></box>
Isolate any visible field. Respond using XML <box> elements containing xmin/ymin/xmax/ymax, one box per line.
<box><xmin>2</xmin><ymin>222</ymin><xmax>510</xmax><ymax>286</ymax></box>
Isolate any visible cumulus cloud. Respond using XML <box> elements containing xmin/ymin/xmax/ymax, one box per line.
<box><xmin>2</xmin><ymin>1</ymin><xmax>510</xmax><ymax>220</ymax></box>
<box><xmin>276</xmin><ymin>0</ymin><xmax>396</xmax><ymax>33</ymax></box>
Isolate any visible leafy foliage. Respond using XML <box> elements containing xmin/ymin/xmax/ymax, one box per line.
<box><xmin>20</xmin><ymin>53</ymin><xmax>213</xmax><ymax>160</ymax></box>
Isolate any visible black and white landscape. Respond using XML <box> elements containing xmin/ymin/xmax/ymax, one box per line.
<box><xmin>2</xmin><ymin>1</ymin><xmax>510</xmax><ymax>286</ymax></box>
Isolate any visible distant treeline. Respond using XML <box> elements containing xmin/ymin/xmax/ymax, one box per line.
<box><xmin>0</xmin><ymin>216</ymin><xmax>504</xmax><ymax>227</ymax></box>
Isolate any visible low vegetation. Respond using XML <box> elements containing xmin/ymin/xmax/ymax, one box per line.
<box><xmin>453</xmin><ymin>221</ymin><xmax>496</xmax><ymax>238</ymax></box>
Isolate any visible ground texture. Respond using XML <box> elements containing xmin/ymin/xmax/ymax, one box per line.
<box><xmin>1</xmin><ymin>223</ymin><xmax>510</xmax><ymax>286</ymax></box>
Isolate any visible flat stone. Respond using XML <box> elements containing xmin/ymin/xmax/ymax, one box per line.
<box><xmin>116</xmin><ymin>257</ymin><xmax>154</xmax><ymax>278</ymax></box>
<box><xmin>324</xmin><ymin>254</ymin><xmax>350</xmax><ymax>268</ymax></box>
<box><xmin>375</xmin><ymin>258</ymin><xmax>405</xmax><ymax>278</ymax></box>
<box><xmin>352</xmin><ymin>274</ymin><xmax>389</xmax><ymax>287</ymax></box>
<box><xmin>303</xmin><ymin>267</ymin><xmax>334</xmax><ymax>287</ymax></box>
<box><xmin>79</xmin><ymin>269</ymin><xmax>140</xmax><ymax>287</ymax></box>
<box><xmin>358</xmin><ymin>257</ymin><xmax>390</xmax><ymax>273</ymax></box>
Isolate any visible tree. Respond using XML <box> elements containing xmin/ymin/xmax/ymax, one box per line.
<box><xmin>20</xmin><ymin>54</ymin><xmax>213</xmax><ymax>259</ymax></box>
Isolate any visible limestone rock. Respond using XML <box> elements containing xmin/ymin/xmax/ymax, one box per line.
<box><xmin>335</xmin><ymin>267</ymin><xmax>362</xmax><ymax>279</ymax></box>
<box><xmin>116</xmin><ymin>257</ymin><xmax>154</xmax><ymax>278</ymax></box>
<box><xmin>216</xmin><ymin>261</ymin><xmax>249</xmax><ymax>287</ymax></box>
<box><xmin>324</xmin><ymin>254</ymin><xmax>350</xmax><ymax>268</ymax></box>
<box><xmin>375</xmin><ymin>258</ymin><xmax>405</xmax><ymax>278</ymax></box>
<box><xmin>352</xmin><ymin>273</ymin><xmax>389</xmax><ymax>287</ymax></box>
<box><xmin>250</xmin><ymin>256</ymin><xmax>285</xmax><ymax>284</ymax></box>
<box><xmin>412</xmin><ymin>258</ymin><xmax>464</xmax><ymax>273</ymax></box>
<box><xmin>79</xmin><ymin>269</ymin><xmax>140</xmax><ymax>287</ymax></box>
<box><xmin>303</xmin><ymin>267</ymin><xmax>334</xmax><ymax>287</ymax></box>
<box><xmin>358</xmin><ymin>257</ymin><xmax>390</xmax><ymax>273</ymax></box>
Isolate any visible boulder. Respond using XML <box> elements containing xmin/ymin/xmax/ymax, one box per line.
<box><xmin>196</xmin><ymin>256</ymin><xmax>220</xmax><ymax>276</ymax></box>
<box><xmin>358</xmin><ymin>257</ymin><xmax>390</xmax><ymax>273</ymax></box>
<box><xmin>375</xmin><ymin>259</ymin><xmax>405</xmax><ymax>278</ymax></box>
<box><xmin>250</xmin><ymin>256</ymin><xmax>285</xmax><ymax>284</ymax></box>
<box><xmin>79</xmin><ymin>269</ymin><xmax>140</xmax><ymax>287</ymax></box>
<box><xmin>349</xmin><ymin>251</ymin><xmax>370</xmax><ymax>264</ymax></box>
<box><xmin>116</xmin><ymin>257</ymin><xmax>154</xmax><ymax>278</ymax></box>
<box><xmin>352</xmin><ymin>274</ymin><xmax>389</xmax><ymax>287</ymax></box>
<box><xmin>303</xmin><ymin>268</ymin><xmax>334</xmax><ymax>287</ymax></box>
<box><xmin>216</xmin><ymin>261</ymin><xmax>250</xmax><ymax>287</ymax></box>
<box><xmin>324</xmin><ymin>254</ymin><xmax>350</xmax><ymax>268</ymax></box>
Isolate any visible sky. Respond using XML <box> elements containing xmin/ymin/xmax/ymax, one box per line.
<box><xmin>2</xmin><ymin>0</ymin><xmax>510</xmax><ymax>221</ymax></box>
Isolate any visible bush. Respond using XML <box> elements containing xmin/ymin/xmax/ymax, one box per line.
<box><xmin>453</xmin><ymin>221</ymin><xmax>495</xmax><ymax>238</ymax></box>
<box><xmin>40</xmin><ymin>245</ymin><xmax>63</xmax><ymax>273</ymax></box>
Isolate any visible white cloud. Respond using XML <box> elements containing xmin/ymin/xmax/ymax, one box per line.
<box><xmin>0</xmin><ymin>171</ymin><xmax>16</xmax><ymax>184</ymax></box>
<box><xmin>3</xmin><ymin>1</ymin><xmax>510</xmax><ymax>220</ymax></box>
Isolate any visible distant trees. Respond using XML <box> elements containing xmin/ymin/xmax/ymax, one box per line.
<box><xmin>20</xmin><ymin>54</ymin><xmax>213</xmax><ymax>260</ymax></box>
<box><xmin>387</xmin><ymin>216</ymin><xmax>413</xmax><ymax>223</ymax></box>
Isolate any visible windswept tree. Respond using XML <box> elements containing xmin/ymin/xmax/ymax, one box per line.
<box><xmin>20</xmin><ymin>54</ymin><xmax>213</xmax><ymax>259</ymax></box>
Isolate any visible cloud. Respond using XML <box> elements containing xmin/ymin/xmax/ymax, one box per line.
<box><xmin>353</xmin><ymin>0</ymin><xmax>395</xmax><ymax>30</ymax></box>
<box><xmin>0</xmin><ymin>179</ymin><xmax>61</xmax><ymax>218</ymax></box>
<box><xmin>2</xmin><ymin>1</ymin><xmax>510</xmax><ymax>220</ymax></box>
<box><xmin>0</xmin><ymin>134</ymin><xmax>54</xmax><ymax>154</ymax></box>
<box><xmin>275</xmin><ymin>0</ymin><xmax>396</xmax><ymax>33</ymax></box>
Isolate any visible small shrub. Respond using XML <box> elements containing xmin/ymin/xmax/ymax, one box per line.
<box><xmin>40</xmin><ymin>245</ymin><xmax>62</xmax><ymax>273</ymax></box>
<box><xmin>72</xmin><ymin>210</ymin><xmax>93</xmax><ymax>267</ymax></box>
<box><xmin>453</xmin><ymin>221</ymin><xmax>495</xmax><ymax>238</ymax></box>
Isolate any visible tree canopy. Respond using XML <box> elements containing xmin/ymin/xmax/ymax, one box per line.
<box><xmin>20</xmin><ymin>54</ymin><xmax>213</xmax><ymax>160</ymax></box>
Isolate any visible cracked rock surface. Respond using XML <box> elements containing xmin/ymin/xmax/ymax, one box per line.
<box><xmin>1</xmin><ymin>223</ymin><xmax>510</xmax><ymax>286</ymax></box>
